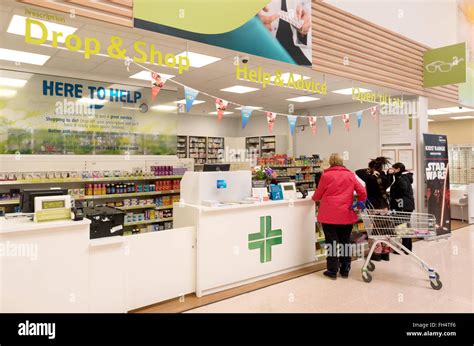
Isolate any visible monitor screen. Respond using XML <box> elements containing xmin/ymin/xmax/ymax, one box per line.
<box><xmin>21</xmin><ymin>188</ymin><xmax>68</xmax><ymax>213</ymax></box>
<box><xmin>203</xmin><ymin>164</ymin><xmax>230</xmax><ymax>172</ymax></box>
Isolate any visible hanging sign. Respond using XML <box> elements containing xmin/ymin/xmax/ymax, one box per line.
<box><xmin>151</xmin><ymin>72</ymin><xmax>165</xmax><ymax>101</ymax></box>
<box><xmin>324</xmin><ymin>116</ymin><xmax>333</xmax><ymax>135</ymax></box>
<box><xmin>184</xmin><ymin>87</ymin><xmax>199</xmax><ymax>112</ymax></box>
<box><xmin>423</xmin><ymin>134</ymin><xmax>451</xmax><ymax>236</ymax></box>
<box><xmin>370</xmin><ymin>106</ymin><xmax>378</xmax><ymax>120</ymax></box>
<box><xmin>423</xmin><ymin>42</ymin><xmax>466</xmax><ymax>88</ymax></box>
<box><xmin>342</xmin><ymin>114</ymin><xmax>350</xmax><ymax>131</ymax></box>
<box><xmin>287</xmin><ymin>115</ymin><xmax>298</xmax><ymax>136</ymax></box>
<box><xmin>241</xmin><ymin>106</ymin><xmax>253</xmax><ymax>128</ymax></box>
<box><xmin>356</xmin><ymin>111</ymin><xmax>363</xmax><ymax>128</ymax></box>
<box><xmin>215</xmin><ymin>98</ymin><xmax>228</xmax><ymax>121</ymax></box>
<box><xmin>266</xmin><ymin>112</ymin><xmax>277</xmax><ymax>133</ymax></box>
<box><xmin>308</xmin><ymin>116</ymin><xmax>317</xmax><ymax>135</ymax></box>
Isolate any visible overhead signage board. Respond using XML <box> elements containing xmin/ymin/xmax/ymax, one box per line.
<box><xmin>423</xmin><ymin>43</ymin><xmax>466</xmax><ymax>88</ymax></box>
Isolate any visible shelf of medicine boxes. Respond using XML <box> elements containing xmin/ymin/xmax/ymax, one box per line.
<box><xmin>73</xmin><ymin>190</ymin><xmax>180</xmax><ymax>201</ymax></box>
<box><xmin>177</xmin><ymin>135</ymin><xmax>188</xmax><ymax>159</ymax></box>
<box><xmin>117</xmin><ymin>204</ymin><xmax>173</xmax><ymax>211</ymax></box>
<box><xmin>0</xmin><ymin>199</ymin><xmax>20</xmax><ymax>206</ymax></box>
<box><xmin>124</xmin><ymin>217</ymin><xmax>173</xmax><ymax>227</ymax></box>
<box><xmin>0</xmin><ymin>175</ymin><xmax>183</xmax><ymax>186</ymax></box>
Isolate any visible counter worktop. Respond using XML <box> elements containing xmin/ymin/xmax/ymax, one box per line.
<box><xmin>0</xmin><ymin>216</ymin><xmax>91</xmax><ymax>234</ymax></box>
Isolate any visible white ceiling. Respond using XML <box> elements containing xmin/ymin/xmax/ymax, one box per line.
<box><xmin>0</xmin><ymin>0</ymin><xmax>467</xmax><ymax>121</ymax></box>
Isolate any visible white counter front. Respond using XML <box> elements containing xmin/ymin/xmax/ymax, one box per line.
<box><xmin>174</xmin><ymin>198</ymin><xmax>316</xmax><ymax>297</ymax></box>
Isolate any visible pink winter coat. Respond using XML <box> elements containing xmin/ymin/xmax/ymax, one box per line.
<box><xmin>312</xmin><ymin>166</ymin><xmax>367</xmax><ymax>225</ymax></box>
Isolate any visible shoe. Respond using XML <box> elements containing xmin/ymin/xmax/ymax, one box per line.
<box><xmin>371</xmin><ymin>253</ymin><xmax>382</xmax><ymax>261</ymax></box>
<box><xmin>381</xmin><ymin>253</ymin><xmax>390</xmax><ymax>261</ymax></box>
<box><xmin>340</xmin><ymin>271</ymin><xmax>349</xmax><ymax>278</ymax></box>
<box><xmin>323</xmin><ymin>270</ymin><xmax>337</xmax><ymax>280</ymax></box>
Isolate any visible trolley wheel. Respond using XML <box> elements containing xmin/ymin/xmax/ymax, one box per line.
<box><xmin>362</xmin><ymin>272</ymin><xmax>372</xmax><ymax>283</ymax></box>
<box><xmin>435</xmin><ymin>272</ymin><xmax>440</xmax><ymax>280</ymax></box>
<box><xmin>367</xmin><ymin>261</ymin><xmax>375</xmax><ymax>272</ymax></box>
<box><xmin>430</xmin><ymin>279</ymin><xmax>443</xmax><ymax>290</ymax></box>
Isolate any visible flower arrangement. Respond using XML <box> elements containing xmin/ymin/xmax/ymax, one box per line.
<box><xmin>253</xmin><ymin>166</ymin><xmax>277</xmax><ymax>181</ymax></box>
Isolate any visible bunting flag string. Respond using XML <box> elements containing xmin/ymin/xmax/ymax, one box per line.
<box><xmin>325</xmin><ymin>116</ymin><xmax>333</xmax><ymax>135</ymax></box>
<box><xmin>266</xmin><ymin>112</ymin><xmax>277</xmax><ymax>133</ymax></box>
<box><xmin>125</xmin><ymin>57</ymin><xmax>380</xmax><ymax>132</ymax></box>
<box><xmin>356</xmin><ymin>111</ymin><xmax>363</xmax><ymax>128</ymax></box>
<box><xmin>215</xmin><ymin>98</ymin><xmax>228</xmax><ymax>121</ymax></box>
<box><xmin>287</xmin><ymin>115</ymin><xmax>298</xmax><ymax>136</ymax></box>
<box><xmin>342</xmin><ymin>114</ymin><xmax>350</xmax><ymax>131</ymax></box>
<box><xmin>308</xmin><ymin>116</ymin><xmax>317</xmax><ymax>135</ymax></box>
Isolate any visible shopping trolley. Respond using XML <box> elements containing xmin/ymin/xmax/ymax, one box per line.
<box><xmin>359</xmin><ymin>209</ymin><xmax>443</xmax><ymax>290</ymax></box>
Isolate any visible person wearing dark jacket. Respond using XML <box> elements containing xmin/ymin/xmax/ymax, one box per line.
<box><xmin>356</xmin><ymin>157</ymin><xmax>392</xmax><ymax>261</ymax></box>
<box><xmin>388</xmin><ymin>162</ymin><xmax>415</xmax><ymax>253</ymax></box>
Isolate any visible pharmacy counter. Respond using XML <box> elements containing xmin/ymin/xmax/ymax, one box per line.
<box><xmin>174</xmin><ymin>198</ymin><xmax>316</xmax><ymax>297</ymax></box>
<box><xmin>0</xmin><ymin>217</ymin><xmax>91</xmax><ymax>312</ymax></box>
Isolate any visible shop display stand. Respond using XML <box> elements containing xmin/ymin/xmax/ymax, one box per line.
<box><xmin>246</xmin><ymin>137</ymin><xmax>260</xmax><ymax>162</ymax></box>
<box><xmin>269</xmin><ymin>164</ymin><xmax>321</xmax><ymax>189</ymax></box>
<box><xmin>177</xmin><ymin>136</ymin><xmax>188</xmax><ymax>159</ymax></box>
<box><xmin>189</xmin><ymin>136</ymin><xmax>207</xmax><ymax>164</ymax></box>
<box><xmin>260</xmin><ymin>136</ymin><xmax>276</xmax><ymax>158</ymax></box>
<box><xmin>207</xmin><ymin>137</ymin><xmax>224</xmax><ymax>163</ymax></box>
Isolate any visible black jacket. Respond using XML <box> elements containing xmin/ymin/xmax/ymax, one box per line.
<box><xmin>389</xmin><ymin>172</ymin><xmax>415</xmax><ymax>212</ymax></box>
<box><xmin>355</xmin><ymin>168</ymin><xmax>391</xmax><ymax>209</ymax></box>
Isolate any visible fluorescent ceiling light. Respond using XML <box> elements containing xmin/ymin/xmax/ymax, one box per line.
<box><xmin>427</xmin><ymin>119</ymin><xmax>434</xmax><ymax>122</ymax></box>
<box><xmin>286</xmin><ymin>96</ymin><xmax>320</xmax><ymax>102</ymax></box>
<box><xmin>234</xmin><ymin>106</ymin><xmax>262</xmax><ymax>110</ymax></box>
<box><xmin>220</xmin><ymin>85</ymin><xmax>259</xmax><ymax>94</ymax></box>
<box><xmin>331</xmin><ymin>87</ymin><xmax>372</xmax><ymax>95</ymax></box>
<box><xmin>129</xmin><ymin>71</ymin><xmax>175</xmax><ymax>81</ymax></box>
<box><xmin>174</xmin><ymin>99</ymin><xmax>205</xmax><ymax>105</ymax></box>
<box><xmin>451</xmin><ymin>116</ymin><xmax>474</xmax><ymax>120</ymax></box>
<box><xmin>0</xmin><ymin>48</ymin><xmax>50</xmax><ymax>65</ymax></box>
<box><xmin>176</xmin><ymin>51</ymin><xmax>221</xmax><ymax>68</ymax></box>
<box><xmin>0</xmin><ymin>89</ymin><xmax>17</xmax><ymax>98</ymax></box>
<box><xmin>0</xmin><ymin>77</ymin><xmax>27</xmax><ymax>88</ymax></box>
<box><xmin>208</xmin><ymin>111</ymin><xmax>234</xmax><ymax>115</ymax></box>
<box><xmin>438</xmin><ymin>107</ymin><xmax>473</xmax><ymax>113</ymax></box>
<box><xmin>150</xmin><ymin>105</ymin><xmax>177</xmax><ymax>111</ymax></box>
<box><xmin>77</xmin><ymin>97</ymin><xmax>107</xmax><ymax>104</ymax></box>
<box><xmin>7</xmin><ymin>15</ymin><xmax>77</xmax><ymax>43</ymax></box>
<box><xmin>427</xmin><ymin>109</ymin><xmax>449</xmax><ymax>115</ymax></box>
<box><xmin>270</xmin><ymin>73</ymin><xmax>310</xmax><ymax>83</ymax></box>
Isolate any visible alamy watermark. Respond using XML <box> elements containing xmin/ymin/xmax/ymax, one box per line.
<box><xmin>0</xmin><ymin>241</ymin><xmax>38</xmax><ymax>261</ymax></box>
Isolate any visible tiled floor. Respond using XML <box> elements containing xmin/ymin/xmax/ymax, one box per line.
<box><xmin>188</xmin><ymin>226</ymin><xmax>473</xmax><ymax>313</ymax></box>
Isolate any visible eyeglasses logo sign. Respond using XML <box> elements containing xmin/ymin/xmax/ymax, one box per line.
<box><xmin>423</xmin><ymin>42</ymin><xmax>466</xmax><ymax>88</ymax></box>
<box><xmin>248</xmin><ymin>215</ymin><xmax>282</xmax><ymax>263</ymax></box>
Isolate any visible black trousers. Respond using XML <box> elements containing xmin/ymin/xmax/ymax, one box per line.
<box><xmin>322</xmin><ymin>223</ymin><xmax>353</xmax><ymax>274</ymax></box>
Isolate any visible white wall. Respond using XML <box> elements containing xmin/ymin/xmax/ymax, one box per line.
<box><xmin>326</xmin><ymin>0</ymin><xmax>458</xmax><ymax>48</ymax></box>
<box><xmin>177</xmin><ymin>114</ymin><xmax>239</xmax><ymax>137</ymax></box>
<box><xmin>294</xmin><ymin>103</ymin><xmax>380</xmax><ymax>170</ymax></box>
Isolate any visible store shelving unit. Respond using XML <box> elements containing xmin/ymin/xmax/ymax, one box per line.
<box><xmin>117</xmin><ymin>204</ymin><xmax>173</xmax><ymax>211</ymax></box>
<box><xmin>177</xmin><ymin>136</ymin><xmax>187</xmax><ymax>159</ymax></box>
<box><xmin>207</xmin><ymin>137</ymin><xmax>224</xmax><ymax>163</ymax></box>
<box><xmin>260</xmin><ymin>136</ymin><xmax>276</xmax><ymax>158</ymax></box>
<box><xmin>75</xmin><ymin>190</ymin><xmax>180</xmax><ymax>201</ymax></box>
<box><xmin>124</xmin><ymin>217</ymin><xmax>173</xmax><ymax>227</ymax></box>
<box><xmin>246</xmin><ymin>137</ymin><xmax>260</xmax><ymax>162</ymax></box>
<box><xmin>189</xmin><ymin>136</ymin><xmax>207</xmax><ymax>164</ymax></box>
<box><xmin>268</xmin><ymin>164</ymin><xmax>321</xmax><ymax>189</ymax></box>
<box><xmin>0</xmin><ymin>175</ymin><xmax>183</xmax><ymax>186</ymax></box>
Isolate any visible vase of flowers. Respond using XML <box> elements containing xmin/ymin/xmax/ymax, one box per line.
<box><xmin>252</xmin><ymin>166</ymin><xmax>277</xmax><ymax>187</ymax></box>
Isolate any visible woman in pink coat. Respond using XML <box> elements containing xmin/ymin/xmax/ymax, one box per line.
<box><xmin>312</xmin><ymin>153</ymin><xmax>367</xmax><ymax>279</ymax></box>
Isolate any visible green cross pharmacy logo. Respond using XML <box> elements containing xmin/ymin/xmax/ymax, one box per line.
<box><xmin>248</xmin><ymin>216</ymin><xmax>282</xmax><ymax>263</ymax></box>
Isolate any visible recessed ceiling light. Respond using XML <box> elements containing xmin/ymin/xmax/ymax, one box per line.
<box><xmin>220</xmin><ymin>85</ymin><xmax>259</xmax><ymax>94</ymax></box>
<box><xmin>286</xmin><ymin>96</ymin><xmax>320</xmax><ymax>102</ymax></box>
<box><xmin>150</xmin><ymin>105</ymin><xmax>177</xmax><ymax>111</ymax></box>
<box><xmin>0</xmin><ymin>77</ymin><xmax>27</xmax><ymax>88</ymax></box>
<box><xmin>77</xmin><ymin>97</ymin><xmax>108</xmax><ymax>104</ymax></box>
<box><xmin>0</xmin><ymin>48</ymin><xmax>50</xmax><ymax>65</ymax></box>
<box><xmin>331</xmin><ymin>88</ymin><xmax>372</xmax><ymax>95</ymax></box>
<box><xmin>0</xmin><ymin>89</ymin><xmax>17</xmax><ymax>98</ymax></box>
<box><xmin>175</xmin><ymin>51</ymin><xmax>221</xmax><ymax>68</ymax></box>
<box><xmin>7</xmin><ymin>15</ymin><xmax>78</xmax><ymax>43</ymax></box>
<box><xmin>439</xmin><ymin>107</ymin><xmax>474</xmax><ymax>113</ymax></box>
<box><xmin>208</xmin><ymin>111</ymin><xmax>234</xmax><ymax>115</ymax></box>
<box><xmin>270</xmin><ymin>73</ymin><xmax>310</xmax><ymax>84</ymax></box>
<box><xmin>427</xmin><ymin>119</ymin><xmax>434</xmax><ymax>122</ymax></box>
<box><xmin>234</xmin><ymin>106</ymin><xmax>262</xmax><ymax>110</ymax></box>
<box><xmin>129</xmin><ymin>71</ymin><xmax>175</xmax><ymax>81</ymax></box>
<box><xmin>451</xmin><ymin>115</ymin><xmax>474</xmax><ymax>120</ymax></box>
<box><xmin>427</xmin><ymin>109</ymin><xmax>449</xmax><ymax>115</ymax></box>
<box><xmin>174</xmin><ymin>99</ymin><xmax>205</xmax><ymax>105</ymax></box>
